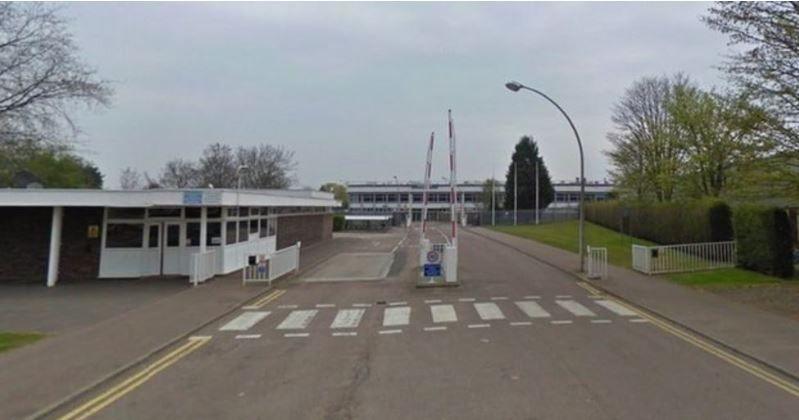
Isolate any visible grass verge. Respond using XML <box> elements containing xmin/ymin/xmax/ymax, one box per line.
<box><xmin>490</xmin><ymin>220</ymin><xmax>782</xmax><ymax>287</ymax></box>
<box><xmin>0</xmin><ymin>332</ymin><xmax>45</xmax><ymax>353</ymax></box>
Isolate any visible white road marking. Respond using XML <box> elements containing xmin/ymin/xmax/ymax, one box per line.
<box><xmin>629</xmin><ymin>318</ymin><xmax>649</xmax><ymax>323</ymax></box>
<box><xmin>219</xmin><ymin>311</ymin><xmax>271</xmax><ymax>331</ymax></box>
<box><xmin>556</xmin><ymin>295</ymin><xmax>572</xmax><ymax>299</ymax></box>
<box><xmin>352</xmin><ymin>303</ymin><xmax>372</xmax><ymax>308</ymax></box>
<box><xmin>591</xmin><ymin>319</ymin><xmax>612</xmax><ymax>324</ymax></box>
<box><xmin>316</xmin><ymin>303</ymin><xmax>336</xmax><ymax>308</ymax></box>
<box><xmin>332</xmin><ymin>332</ymin><xmax>357</xmax><ymax>337</ymax></box>
<box><xmin>468</xmin><ymin>323</ymin><xmax>490</xmax><ymax>329</ymax></box>
<box><xmin>523</xmin><ymin>295</ymin><xmax>541</xmax><ymax>300</ymax></box>
<box><xmin>594</xmin><ymin>300</ymin><xmax>638</xmax><ymax>317</ymax></box>
<box><xmin>551</xmin><ymin>320</ymin><xmax>573</xmax><ymax>325</ymax></box>
<box><xmin>379</xmin><ymin>329</ymin><xmax>402</xmax><ymax>335</ymax></box>
<box><xmin>424</xmin><ymin>326</ymin><xmax>447</xmax><ymax>331</ymax></box>
<box><xmin>330</xmin><ymin>309</ymin><xmax>366</xmax><ymax>329</ymax></box>
<box><xmin>424</xmin><ymin>299</ymin><xmax>442</xmax><ymax>304</ymax></box>
<box><xmin>235</xmin><ymin>334</ymin><xmax>261</xmax><ymax>339</ymax></box>
<box><xmin>430</xmin><ymin>304</ymin><xmax>458</xmax><ymax>323</ymax></box>
<box><xmin>388</xmin><ymin>301</ymin><xmax>407</xmax><ymax>306</ymax></box>
<box><xmin>277</xmin><ymin>305</ymin><xmax>298</xmax><ymax>309</ymax></box>
<box><xmin>490</xmin><ymin>296</ymin><xmax>508</xmax><ymax>301</ymax></box>
<box><xmin>510</xmin><ymin>321</ymin><xmax>532</xmax><ymax>326</ymax></box>
<box><xmin>276</xmin><ymin>310</ymin><xmax>319</xmax><ymax>330</ymax></box>
<box><xmin>474</xmin><ymin>302</ymin><xmax>505</xmax><ymax>320</ymax></box>
<box><xmin>556</xmin><ymin>300</ymin><xmax>596</xmax><ymax>317</ymax></box>
<box><xmin>383</xmin><ymin>306</ymin><xmax>411</xmax><ymax>327</ymax></box>
<box><xmin>284</xmin><ymin>333</ymin><xmax>309</xmax><ymax>338</ymax></box>
<box><xmin>458</xmin><ymin>298</ymin><xmax>476</xmax><ymax>302</ymax></box>
<box><xmin>515</xmin><ymin>301</ymin><xmax>551</xmax><ymax>318</ymax></box>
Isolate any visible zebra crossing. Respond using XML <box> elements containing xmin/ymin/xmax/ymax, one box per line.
<box><xmin>218</xmin><ymin>297</ymin><xmax>648</xmax><ymax>339</ymax></box>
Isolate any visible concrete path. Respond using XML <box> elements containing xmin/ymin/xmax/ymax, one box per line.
<box><xmin>46</xmin><ymin>225</ymin><xmax>799</xmax><ymax>420</ymax></box>
<box><xmin>0</xmin><ymin>236</ymin><xmax>349</xmax><ymax>420</ymax></box>
<box><xmin>470</xmin><ymin>226</ymin><xmax>799</xmax><ymax>379</ymax></box>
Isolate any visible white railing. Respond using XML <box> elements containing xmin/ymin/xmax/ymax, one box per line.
<box><xmin>631</xmin><ymin>241</ymin><xmax>736</xmax><ymax>275</ymax></box>
<box><xmin>243</xmin><ymin>241</ymin><xmax>301</xmax><ymax>286</ymax></box>
<box><xmin>190</xmin><ymin>249</ymin><xmax>217</xmax><ymax>286</ymax></box>
<box><xmin>586</xmin><ymin>246</ymin><xmax>607</xmax><ymax>279</ymax></box>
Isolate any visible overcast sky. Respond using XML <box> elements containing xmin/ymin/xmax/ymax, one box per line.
<box><xmin>65</xmin><ymin>2</ymin><xmax>730</xmax><ymax>188</ymax></box>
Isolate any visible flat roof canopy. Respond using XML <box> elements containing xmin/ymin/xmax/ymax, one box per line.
<box><xmin>0</xmin><ymin>188</ymin><xmax>339</xmax><ymax>208</ymax></box>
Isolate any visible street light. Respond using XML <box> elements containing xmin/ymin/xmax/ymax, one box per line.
<box><xmin>505</xmin><ymin>80</ymin><xmax>586</xmax><ymax>273</ymax></box>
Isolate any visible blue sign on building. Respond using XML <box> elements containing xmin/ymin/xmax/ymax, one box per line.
<box><xmin>182</xmin><ymin>191</ymin><xmax>203</xmax><ymax>205</ymax></box>
<box><xmin>423</xmin><ymin>263</ymin><xmax>442</xmax><ymax>277</ymax></box>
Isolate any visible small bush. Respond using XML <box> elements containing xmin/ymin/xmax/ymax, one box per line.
<box><xmin>733</xmin><ymin>205</ymin><xmax>794</xmax><ymax>278</ymax></box>
<box><xmin>332</xmin><ymin>214</ymin><xmax>345</xmax><ymax>232</ymax></box>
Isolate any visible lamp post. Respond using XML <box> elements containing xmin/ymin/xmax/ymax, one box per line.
<box><xmin>505</xmin><ymin>80</ymin><xmax>586</xmax><ymax>272</ymax></box>
<box><xmin>393</xmin><ymin>175</ymin><xmax>400</xmax><ymax>226</ymax></box>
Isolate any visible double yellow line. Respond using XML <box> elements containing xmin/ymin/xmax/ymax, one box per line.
<box><xmin>244</xmin><ymin>288</ymin><xmax>286</xmax><ymax>309</ymax></box>
<box><xmin>577</xmin><ymin>281</ymin><xmax>799</xmax><ymax>398</ymax></box>
<box><xmin>59</xmin><ymin>336</ymin><xmax>211</xmax><ymax>420</ymax></box>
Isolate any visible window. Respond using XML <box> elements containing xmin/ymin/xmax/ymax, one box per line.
<box><xmin>207</xmin><ymin>222</ymin><xmax>221</xmax><ymax>246</ymax></box>
<box><xmin>250</xmin><ymin>219</ymin><xmax>258</xmax><ymax>234</ymax></box>
<box><xmin>148</xmin><ymin>208</ymin><xmax>181</xmax><ymax>218</ymax></box>
<box><xmin>413</xmin><ymin>193</ymin><xmax>422</xmax><ymax>202</ymax></box>
<box><xmin>107</xmin><ymin>208</ymin><xmax>145</xmax><ymax>219</ymax></box>
<box><xmin>226</xmin><ymin>222</ymin><xmax>237</xmax><ymax>245</ymax></box>
<box><xmin>227</xmin><ymin>207</ymin><xmax>239</xmax><ymax>217</ymax></box>
<box><xmin>238</xmin><ymin>220</ymin><xmax>248</xmax><ymax>242</ymax></box>
<box><xmin>259</xmin><ymin>219</ymin><xmax>268</xmax><ymax>238</ymax></box>
<box><xmin>106</xmin><ymin>224</ymin><xmax>143</xmax><ymax>248</ymax></box>
<box><xmin>185</xmin><ymin>208</ymin><xmax>201</xmax><ymax>219</ymax></box>
<box><xmin>148</xmin><ymin>225</ymin><xmax>159</xmax><ymax>248</ymax></box>
<box><xmin>167</xmin><ymin>225</ymin><xmax>180</xmax><ymax>247</ymax></box>
<box><xmin>363</xmin><ymin>195</ymin><xmax>373</xmax><ymax>203</ymax></box>
<box><xmin>240</xmin><ymin>207</ymin><xmax>250</xmax><ymax>217</ymax></box>
<box><xmin>207</xmin><ymin>207</ymin><xmax>222</xmax><ymax>218</ymax></box>
<box><xmin>375</xmin><ymin>194</ymin><xmax>385</xmax><ymax>203</ymax></box>
<box><xmin>268</xmin><ymin>218</ymin><xmax>277</xmax><ymax>236</ymax></box>
<box><xmin>186</xmin><ymin>223</ymin><xmax>200</xmax><ymax>247</ymax></box>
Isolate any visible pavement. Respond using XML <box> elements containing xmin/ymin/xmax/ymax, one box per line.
<box><xmin>0</xmin><ymin>236</ymin><xmax>359</xmax><ymax>420</ymax></box>
<box><xmin>40</xmin><ymin>225</ymin><xmax>799</xmax><ymax>420</ymax></box>
<box><xmin>470</xmin><ymin>226</ymin><xmax>799</xmax><ymax>379</ymax></box>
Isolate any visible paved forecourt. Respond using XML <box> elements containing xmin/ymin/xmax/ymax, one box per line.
<box><xmin>57</xmin><ymin>225</ymin><xmax>799</xmax><ymax>420</ymax></box>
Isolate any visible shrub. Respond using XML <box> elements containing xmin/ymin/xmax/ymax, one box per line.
<box><xmin>585</xmin><ymin>199</ymin><xmax>733</xmax><ymax>245</ymax></box>
<box><xmin>332</xmin><ymin>214</ymin><xmax>345</xmax><ymax>232</ymax></box>
<box><xmin>733</xmin><ymin>205</ymin><xmax>794</xmax><ymax>278</ymax></box>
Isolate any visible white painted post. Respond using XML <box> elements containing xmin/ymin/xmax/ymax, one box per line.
<box><xmin>295</xmin><ymin>241</ymin><xmax>301</xmax><ymax>274</ymax></box>
<box><xmin>199</xmin><ymin>207</ymin><xmax>208</xmax><ymax>253</ymax></box>
<box><xmin>46</xmin><ymin>206</ymin><xmax>63</xmax><ymax>287</ymax></box>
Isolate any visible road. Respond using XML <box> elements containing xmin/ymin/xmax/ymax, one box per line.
<box><xmin>54</xmin><ymin>225</ymin><xmax>799</xmax><ymax>419</ymax></box>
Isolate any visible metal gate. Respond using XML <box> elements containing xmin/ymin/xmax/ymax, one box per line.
<box><xmin>586</xmin><ymin>246</ymin><xmax>607</xmax><ymax>279</ymax></box>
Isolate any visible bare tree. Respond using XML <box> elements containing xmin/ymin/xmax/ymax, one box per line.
<box><xmin>119</xmin><ymin>167</ymin><xmax>141</xmax><ymax>190</ymax></box>
<box><xmin>0</xmin><ymin>3</ymin><xmax>111</xmax><ymax>145</ymax></box>
<box><xmin>197</xmin><ymin>143</ymin><xmax>237</xmax><ymax>188</ymax></box>
<box><xmin>237</xmin><ymin>144</ymin><xmax>296</xmax><ymax>189</ymax></box>
<box><xmin>159</xmin><ymin>158</ymin><xmax>199</xmax><ymax>188</ymax></box>
<box><xmin>606</xmin><ymin>75</ymin><xmax>688</xmax><ymax>202</ymax></box>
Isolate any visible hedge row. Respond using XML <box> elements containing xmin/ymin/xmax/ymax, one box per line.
<box><xmin>733</xmin><ymin>205</ymin><xmax>794</xmax><ymax>278</ymax></box>
<box><xmin>584</xmin><ymin>199</ymin><xmax>733</xmax><ymax>245</ymax></box>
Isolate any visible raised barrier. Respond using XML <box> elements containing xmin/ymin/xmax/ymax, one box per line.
<box><xmin>189</xmin><ymin>249</ymin><xmax>217</xmax><ymax>286</ymax></box>
<box><xmin>632</xmin><ymin>241</ymin><xmax>736</xmax><ymax>275</ymax></box>
<box><xmin>243</xmin><ymin>241</ymin><xmax>301</xmax><ymax>286</ymax></box>
<box><xmin>586</xmin><ymin>246</ymin><xmax>607</xmax><ymax>279</ymax></box>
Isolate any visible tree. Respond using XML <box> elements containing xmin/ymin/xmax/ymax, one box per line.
<box><xmin>159</xmin><ymin>159</ymin><xmax>199</xmax><ymax>188</ymax></box>
<box><xmin>320</xmin><ymin>182</ymin><xmax>348</xmax><ymax>208</ymax></box>
<box><xmin>237</xmin><ymin>144</ymin><xmax>296</xmax><ymax>189</ymax></box>
<box><xmin>606</xmin><ymin>75</ymin><xmax>688</xmax><ymax>202</ymax></box>
<box><xmin>503</xmin><ymin>136</ymin><xmax>554</xmax><ymax>210</ymax></box>
<box><xmin>668</xmin><ymin>85</ymin><xmax>770</xmax><ymax>197</ymax></box>
<box><xmin>119</xmin><ymin>167</ymin><xmax>141</xmax><ymax>190</ymax></box>
<box><xmin>0</xmin><ymin>3</ymin><xmax>111</xmax><ymax>146</ymax></box>
<box><xmin>0</xmin><ymin>143</ymin><xmax>104</xmax><ymax>188</ymax></box>
<box><xmin>481</xmin><ymin>178</ymin><xmax>502</xmax><ymax>210</ymax></box>
<box><xmin>197</xmin><ymin>143</ymin><xmax>237</xmax><ymax>188</ymax></box>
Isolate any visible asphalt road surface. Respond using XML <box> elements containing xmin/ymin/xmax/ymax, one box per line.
<box><xmin>55</xmin><ymin>225</ymin><xmax>799</xmax><ymax>420</ymax></box>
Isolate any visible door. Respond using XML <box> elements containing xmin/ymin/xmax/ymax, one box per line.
<box><xmin>143</xmin><ymin>223</ymin><xmax>162</xmax><ymax>276</ymax></box>
<box><xmin>161</xmin><ymin>222</ymin><xmax>183</xmax><ymax>275</ymax></box>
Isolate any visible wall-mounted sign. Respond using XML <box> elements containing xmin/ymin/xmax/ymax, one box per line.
<box><xmin>183</xmin><ymin>191</ymin><xmax>203</xmax><ymax>205</ymax></box>
<box><xmin>87</xmin><ymin>225</ymin><xmax>100</xmax><ymax>238</ymax></box>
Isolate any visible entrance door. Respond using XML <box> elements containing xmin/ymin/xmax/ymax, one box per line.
<box><xmin>161</xmin><ymin>223</ymin><xmax>183</xmax><ymax>275</ymax></box>
<box><xmin>143</xmin><ymin>223</ymin><xmax>162</xmax><ymax>276</ymax></box>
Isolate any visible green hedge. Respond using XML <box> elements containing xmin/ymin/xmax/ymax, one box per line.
<box><xmin>733</xmin><ymin>205</ymin><xmax>794</xmax><ymax>278</ymax></box>
<box><xmin>585</xmin><ymin>199</ymin><xmax>733</xmax><ymax>245</ymax></box>
<box><xmin>332</xmin><ymin>214</ymin><xmax>345</xmax><ymax>232</ymax></box>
